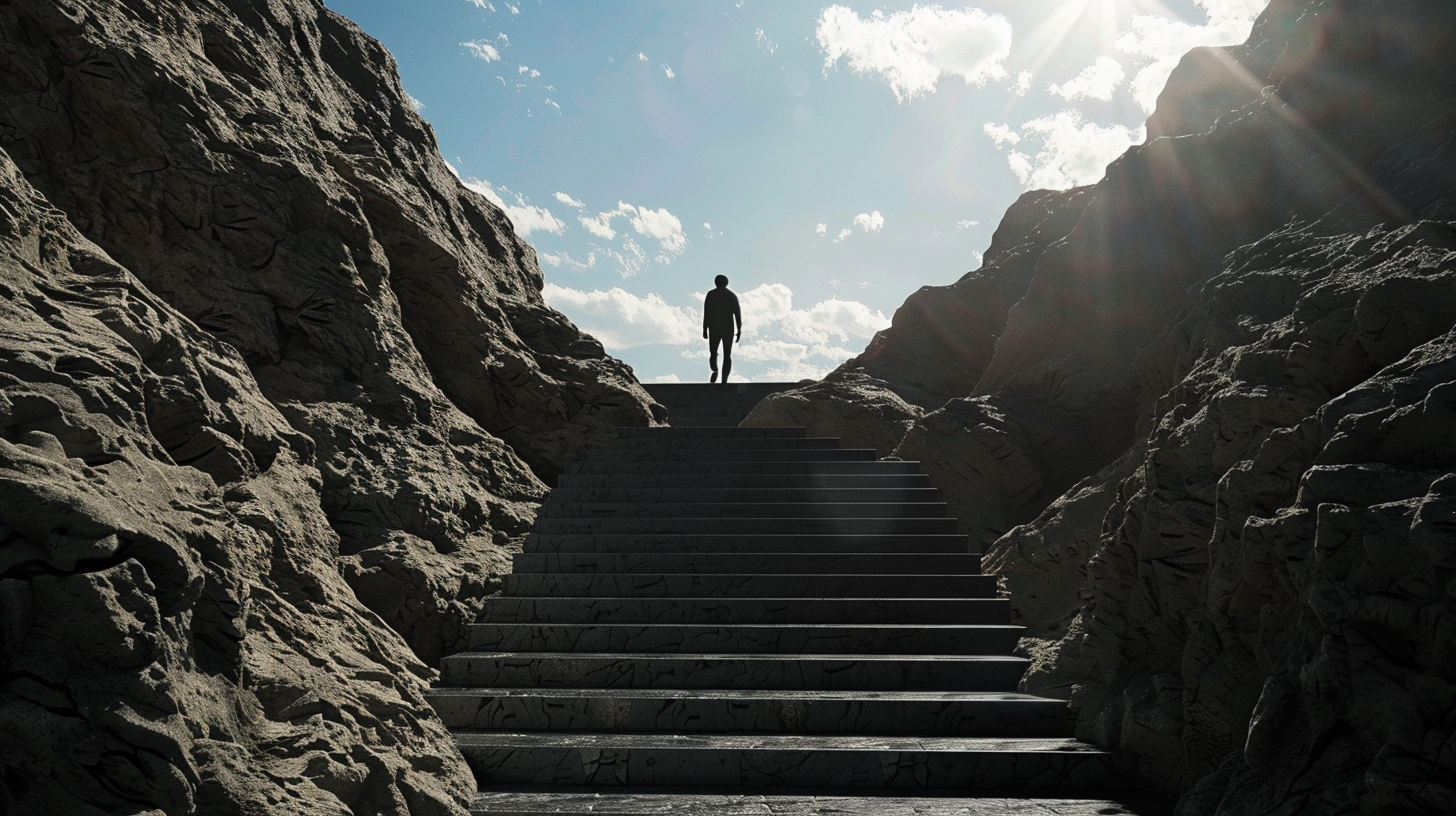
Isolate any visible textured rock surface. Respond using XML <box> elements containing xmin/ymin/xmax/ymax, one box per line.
<box><xmin>741</xmin><ymin>372</ymin><xmax>921</xmax><ymax>457</ymax></box>
<box><xmin>0</xmin><ymin>151</ymin><xmax>468</xmax><ymax>815</ymax></box>
<box><xmin>0</xmin><ymin>0</ymin><xmax>660</xmax><ymax>812</ymax></box>
<box><xmin>763</xmin><ymin>0</ymin><xmax>1456</xmax><ymax>812</ymax></box>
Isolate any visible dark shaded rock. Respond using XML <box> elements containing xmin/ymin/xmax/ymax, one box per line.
<box><xmin>0</xmin><ymin>0</ymin><xmax>663</xmax><ymax>812</ymax></box>
<box><xmin>741</xmin><ymin>372</ymin><xmax>922</xmax><ymax>457</ymax></box>
<box><xmin>754</xmin><ymin>0</ymin><xmax>1456</xmax><ymax>812</ymax></box>
<box><xmin>847</xmin><ymin>187</ymin><xmax>1096</xmax><ymax>410</ymax></box>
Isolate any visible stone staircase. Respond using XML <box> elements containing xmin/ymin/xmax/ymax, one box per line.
<box><xmin>641</xmin><ymin>382</ymin><xmax>798</xmax><ymax>427</ymax></box>
<box><xmin>427</xmin><ymin>402</ymin><xmax>1164</xmax><ymax>814</ymax></box>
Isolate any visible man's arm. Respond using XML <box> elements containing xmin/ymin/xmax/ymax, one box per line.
<box><xmin>703</xmin><ymin>293</ymin><xmax>710</xmax><ymax>339</ymax></box>
<box><xmin>733</xmin><ymin>296</ymin><xmax>742</xmax><ymax>340</ymax></box>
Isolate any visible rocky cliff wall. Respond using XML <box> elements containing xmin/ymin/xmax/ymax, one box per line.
<box><xmin>0</xmin><ymin>0</ymin><xmax>659</xmax><ymax>813</ymax></box>
<box><xmin>746</xmin><ymin>0</ymin><xmax>1456</xmax><ymax>812</ymax></box>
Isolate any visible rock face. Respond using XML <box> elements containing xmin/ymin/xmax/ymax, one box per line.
<box><xmin>0</xmin><ymin>0</ymin><xmax>659</xmax><ymax>813</ymax></box>
<box><xmin>763</xmin><ymin>0</ymin><xmax>1456</xmax><ymax>812</ymax></box>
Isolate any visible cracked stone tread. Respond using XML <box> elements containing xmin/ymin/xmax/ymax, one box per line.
<box><xmin>469</xmin><ymin>791</ymin><xmax>1170</xmax><ymax>815</ymax></box>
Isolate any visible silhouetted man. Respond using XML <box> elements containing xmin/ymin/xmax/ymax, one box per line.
<box><xmin>702</xmin><ymin>274</ymin><xmax>742</xmax><ymax>383</ymax></box>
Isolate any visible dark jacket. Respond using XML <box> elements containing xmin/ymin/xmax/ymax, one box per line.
<box><xmin>703</xmin><ymin>288</ymin><xmax>741</xmax><ymax>335</ymax></box>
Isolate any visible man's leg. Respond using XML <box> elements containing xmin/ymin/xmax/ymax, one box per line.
<box><xmin>708</xmin><ymin>333</ymin><xmax>720</xmax><ymax>382</ymax></box>
<box><xmin>721</xmin><ymin>334</ymin><xmax>734</xmax><ymax>383</ymax></box>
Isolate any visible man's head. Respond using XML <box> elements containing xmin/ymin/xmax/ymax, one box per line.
<box><xmin>714</xmin><ymin>275</ymin><xmax>729</xmax><ymax>288</ymax></box>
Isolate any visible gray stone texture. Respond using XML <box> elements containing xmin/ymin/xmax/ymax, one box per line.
<box><xmin>738</xmin><ymin>1</ymin><xmax>1456</xmax><ymax>813</ymax></box>
<box><xmin>434</xmin><ymin>425</ymin><xmax>1145</xmax><ymax>810</ymax></box>
<box><xmin>0</xmin><ymin>0</ymin><xmax>659</xmax><ymax>812</ymax></box>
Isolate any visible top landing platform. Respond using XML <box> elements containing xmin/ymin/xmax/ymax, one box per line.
<box><xmin>643</xmin><ymin>382</ymin><xmax>801</xmax><ymax>427</ymax></box>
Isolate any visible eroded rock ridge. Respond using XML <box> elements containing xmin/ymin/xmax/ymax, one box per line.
<box><xmin>747</xmin><ymin>1</ymin><xmax>1456</xmax><ymax>812</ymax></box>
<box><xmin>0</xmin><ymin>0</ymin><xmax>658</xmax><ymax>813</ymax></box>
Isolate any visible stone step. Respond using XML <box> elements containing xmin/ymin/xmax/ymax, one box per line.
<box><xmin>440</xmin><ymin>653</ymin><xmax>1028</xmax><ymax>691</ymax></box>
<box><xmin>574</xmin><ymin>447</ymin><xmax>876</xmax><ymax>463</ymax></box>
<box><xmin>502</xmin><ymin>573</ymin><xmax>998</xmax><ymax>599</ymax></box>
<box><xmin>523</xmin><ymin>533</ymin><xmax>972</xmax><ymax>554</ymax></box>
<box><xmin>454</xmin><ymin>733</ymin><xmax>1118</xmax><ymax>790</ymax></box>
<box><xmin>429</xmin><ymin>689</ymin><xmax>1070</xmax><ymax>736</ymax></box>
<box><xmin>602</xmin><ymin>437</ymin><xmax>841</xmax><ymax>451</ymax></box>
<box><xmin>556</xmin><ymin>473</ymin><xmax>933</xmax><ymax>490</ymax></box>
<box><xmin>533</xmin><ymin>516</ymin><xmax>959</xmax><ymax>536</ymax></box>
<box><xmin>537</xmin><ymin>502</ymin><xmax>948</xmax><ymax>520</ymax></box>
<box><xmin>464</xmin><ymin>623</ymin><xmax>1022</xmax><ymax>656</ymax></box>
<box><xmin>466</xmin><ymin>791</ymin><xmax>1171</xmax><ymax>816</ymax></box>
<box><xmin>612</xmin><ymin>427</ymin><xmax>806</xmax><ymax>439</ymax></box>
<box><xmin>510</xmin><ymin>552</ymin><xmax>984</xmax><ymax>575</ymax></box>
<box><xmin>546</xmin><ymin>487</ymin><xmax>943</xmax><ymax>505</ymax></box>
<box><xmin>564</xmin><ymin>460</ymin><xmax>922</xmax><ymax>476</ymax></box>
<box><xmin>478</xmin><ymin>597</ymin><xmax>1011</xmax><ymax>626</ymax></box>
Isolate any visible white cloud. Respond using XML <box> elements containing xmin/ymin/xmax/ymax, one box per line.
<box><xmin>755</xmin><ymin>28</ymin><xmax>777</xmax><ymax>55</ymax></box>
<box><xmin>989</xmin><ymin>112</ymin><xmax>1145</xmax><ymax>190</ymax></box>
<box><xmin>518</xmin><ymin>65</ymin><xmax>541</xmax><ymax>78</ymax></box>
<box><xmin>467</xmin><ymin>0</ymin><xmax>495</xmax><ymax>10</ymax></box>
<box><xmin>542</xmin><ymin>284</ymin><xmax>700</xmax><ymax>348</ymax></box>
<box><xmin>1047</xmin><ymin>56</ymin><xmax>1126</xmax><ymax>101</ymax></box>
<box><xmin>405</xmin><ymin>93</ymin><xmax>425</xmax><ymax>112</ymax></box>
<box><xmin>956</xmin><ymin>219</ymin><xmax>979</xmax><ymax>230</ymax></box>
<box><xmin>462</xmin><ymin>178</ymin><xmax>566</xmax><ymax>237</ymax></box>
<box><xmin>638</xmin><ymin>52</ymin><xmax>649</xmax><ymax>62</ymax></box>
<box><xmin>538</xmin><ymin>250</ymin><xmax>597</xmax><ymax>270</ymax></box>
<box><xmin>1010</xmin><ymin>70</ymin><xmax>1033</xmax><ymax>96</ymax></box>
<box><xmin>816</xmin><ymin>4</ymin><xmax>1013</xmax><ymax>102</ymax></box>
<box><xmin>853</xmin><ymin>211</ymin><xmax>885</xmax><ymax>233</ymax></box>
<box><xmin>662</xmin><ymin>64</ymin><xmax>676</xmax><ymax>79</ymax></box>
<box><xmin>579</xmin><ymin>212</ymin><xmax>617</xmax><ymax>241</ymax></box>
<box><xmin>815</xmin><ymin>223</ymin><xmax>828</xmax><ymax>236</ymax></box>
<box><xmin>650</xmin><ymin>374</ymin><xmax>683</xmax><ymax>383</ymax></box>
<box><xmin>579</xmin><ymin>201</ymin><xmax>688</xmax><ymax>263</ymax></box>
<box><xmin>983</xmin><ymin>122</ymin><xmax>1021</xmax><ymax>147</ymax></box>
<box><xmin>462</xmin><ymin>40</ymin><xmax>501</xmax><ymax>62</ymax></box>
<box><xmin>834</xmin><ymin>228</ymin><xmax>852</xmax><ymax>243</ymax></box>
<box><xmin>506</xmin><ymin>3</ymin><xmax>520</xmax><ymax>13</ymax></box>
<box><xmin>554</xmin><ymin>192</ymin><xmax>586</xmax><ymax>209</ymax></box>
<box><xmin>1116</xmin><ymin>0</ymin><xmax>1266</xmax><ymax>112</ymax></box>
<box><xmin>703</xmin><ymin>221</ymin><xmax>714</xmax><ymax>237</ymax></box>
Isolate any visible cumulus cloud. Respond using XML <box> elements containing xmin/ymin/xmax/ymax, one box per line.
<box><xmin>1010</xmin><ymin>69</ymin><xmax>1033</xmax><ymax>96</ymax></box>
<box><xmin>662</xmin><ymin>64</ymin><xmax>676</xmax><ymax>79</ymax></box>
<box><xmin>816</xmin><ymin>4</ymin><xmax>1013</xmax><ymax>102</ymax></box>
<box><xmin>638</xmin><ymin>52</ymin><xmax>649</xmax><ymax>62</ymax></box>
<box><xmin>1116</xmin><ymin>0</ymin><xmax>1266</xmax><ymax>112</ymax></box>
<box><xmin>1047</xmin><ymin>56</ymin><xmax>1126</xmax><ymax>101</ymax></box>
<box><xmin>853</xmin><ymin>211</ymin><xmax>885</xmax><ymax>232</ymax></box>
<box><xmin>518</xmin><ymin>65</ymin><xmax>541</xmax><ymax>78</ymax></box>
<box><xmin>982</xmin><ymin>122</ymin><xmax>1020</xmax><ymax>147</ymax></box>
<box><xmin>554</xmin><ymin>192</ymin><xmax>586</xmax><ymax>208</ymax></box>
<box><xmin>834</xmin><ymin>228</ymin><xmax>852</xmax><ymax>243</ymax></box>
<box><xmin>461</xmin><ymin>178</ymin><xmax>566</xmax><ymax>237</ymax></box>
<box><xmin>956</xmin><ymin>219</ymin><xmax>979</xmax><ymax>230</ymax></box>
<box><xmin>542</xmin><ymin>284</ymin><xmax>700</xmax><ymax>348</ymax></box>
<box><xmin>462</xmin><ymin>40</ymin><xmax>501</xmax><ymax>62</ymax></box>
<box><xmin>987</xmin><ymin>112</ymin><xmax>1145</xmax><ymax>190</ymax></box>
<box><xmin>467</xmin><ymin>0</ymin><xmax>495</xmax><ymax>10</ymax></box>
<box><xmin>578</xmin><ymin>201</ymin><xmax>689</xmax><ymax>272</ymax></box>
<box><xmin>815</xmin><ymin>223</ymin><xmax>828</xmax><ymax>236</ymax></box>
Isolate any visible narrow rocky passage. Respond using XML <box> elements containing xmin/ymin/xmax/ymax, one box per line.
<box><xmin>427</xmin><ymin>386</ymin><xmax>1168</xmax><ymax>815</ymax></box>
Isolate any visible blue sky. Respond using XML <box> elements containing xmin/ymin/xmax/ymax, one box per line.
<box><xmin>323</xmin><ymin>0</ymin><xmax>1267</xmax><ymax>383</ymax></box>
